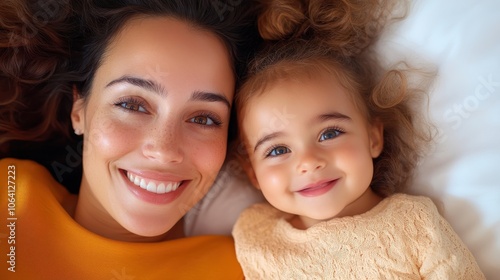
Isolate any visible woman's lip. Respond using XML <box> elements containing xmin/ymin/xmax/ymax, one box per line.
<box><xmin>296</xmin><ymin>179</ymin><xmax>338</xmax><ymax>197</ymax></box>
<box><xmin>120</xmin><ymin>169</ymin><xmax>188</xmax><ymax>205</ymax></box>
<box><xmin>124</xmin><ymin>169</ymin><xmax>185</xmax><ymax>182</ymax></box>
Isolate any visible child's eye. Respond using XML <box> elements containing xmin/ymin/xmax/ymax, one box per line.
<box><xmin>319</xmin><ymin>127</ymin><xmax>343</xmax><ymax>142</ymax></box>
<box><xmin>189</xmin><ymin>114</ymin><xmax>222</xmax><ymax>126</ymax></box>
<box><xmin>266</xmin><ymin>146</ymin><xmax>291</xmax><ymax>157</ymax></box>
<box><xmin>114</xmin><ymin>97</ymin><xmax>148</xmax><ymax>113</ymax></box>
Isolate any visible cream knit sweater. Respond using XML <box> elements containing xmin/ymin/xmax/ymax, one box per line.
<box><xmin>233</xmin><ymin>194</ymin><xmax>484</xmax><ymax>279</ymax></box>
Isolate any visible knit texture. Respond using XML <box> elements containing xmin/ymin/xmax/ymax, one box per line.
<box><xmin>233</xmin><ymin>193</ymin><xmax>485</xmax><ymax>279</ymax></box>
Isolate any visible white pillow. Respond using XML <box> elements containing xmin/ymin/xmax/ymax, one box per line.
<box><xmin>376</xmin><ymin>0</ymin><xmax>500</xmax><ymax>278</ymax></box>
<box><xmin>184</xmin><ymin>160</ymin><xmax>264</xmax><ymax>236</ymax></box>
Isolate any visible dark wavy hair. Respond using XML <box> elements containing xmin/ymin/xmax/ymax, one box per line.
<box><xmin>0</xmin><ymin>0</ymin><xmax>260</xmax><ymax>192</ymax></box>
<box><xmin>235</xmin><ymin>0</ymin><xmax>434</xmax><ymax>196</ymax></box>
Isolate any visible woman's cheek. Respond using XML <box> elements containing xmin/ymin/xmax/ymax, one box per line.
<box><xmin>85</xmin><ymin>116</ymin><xmax>136</xmax><ymax>160</ymax></box>
<box><xmin>192</xmin><ymin>134</ymin><xmax>227</xmax><ymax>176</ymax></box>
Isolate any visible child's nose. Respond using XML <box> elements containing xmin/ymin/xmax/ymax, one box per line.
<box><xmin>297</xmin><ymin>148</ymin><xmax>326</xmax><ymax>174</ymax></box>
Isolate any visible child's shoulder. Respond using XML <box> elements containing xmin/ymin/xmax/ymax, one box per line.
<box><xmin>233</xmin><ymin>202</ymin><xmax>289</xmax><ymax>239</ymax></box>
<box><xmin>383</xmin><ymin>193</ymin><xmax>441</xmax><ymax>220</ymax></box>
<box><xmin>388</xmin><ymin>193</ymin><xmax>436</xmax><ymax>207</ymax></box>
<box><xmin>236</xmin><ymin>202</ymin><xmax>286</xmax><ymax>226</ymax></box>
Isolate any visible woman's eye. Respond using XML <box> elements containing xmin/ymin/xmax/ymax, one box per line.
<box><xmin>319</xmin><ymin>128</ymin><xmax>343</xmax><ymax>141</ymax></box>
<box><xmin>191</xmin><ymin>116</ymin><xmax>213</xmax><ymax>125</ymax></box>
<box><xmin>266</xmin><ymin>146</ymin><xmax>291</xmax><ymax>157</ymax></box>
<box><xmin>115</xmin><ymin>99</ymin><xmax>148</xmax><ymax>113</ymax></box>
<box><xmin>189</xmin><ymin>114</ymin><xmax>221</xmax><ymax>126</ymax></box>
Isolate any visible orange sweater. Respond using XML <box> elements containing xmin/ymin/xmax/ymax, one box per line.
<box><xmin>0</xmin><ymin>158</ymin><xmax>243</xmax><ymax>279</ymax></box>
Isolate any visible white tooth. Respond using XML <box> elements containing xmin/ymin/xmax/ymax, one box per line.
<box><xmin>140</xmin><ymin>179</ymin><xmax>147</xmax><ymax>189</ymax></box>
<box><xmin>127</xmin><ymin>172</ymin><xmax>132</xmax><ymax>181</ymax></box>
<box><xmin>171</xmin><ymin>182</ymin><xmax>178</xmax><ymax>191</ymax></box>
<box><xmin>134</xmin><ymin>176</ymin><xmax>141</xmax><ymax>186</ymax></box>
<box><xmin>157</xmin><ymin>183</ymin><xmax>166</xmax><ymax>194</ymax></box>
<box><xmin>165</xmin><ymin>182</ymin><xmax>173</xmax><ymax>193</ymax></box>
<box><xmin>147</xmin><ymin>181</ymin><xmax>157</xmax><ymax>192</ymax></box>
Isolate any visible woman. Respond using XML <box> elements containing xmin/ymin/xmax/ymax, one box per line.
<box><xmin>0</xmin><ymin>0</ymin><xmax>259</xmax><ymax>278</ymax></box>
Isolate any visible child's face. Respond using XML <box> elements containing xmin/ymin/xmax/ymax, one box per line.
<box><xmin>242</xmin><ymin>75</ymin><xmax>383</xmax><ymax>228</ymax></box>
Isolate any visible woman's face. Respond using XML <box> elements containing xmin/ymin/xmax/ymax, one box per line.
<box><xmin>71</xmin><ymin>17</ymin><xmax>235</xmax><ymax>239</ymax></box>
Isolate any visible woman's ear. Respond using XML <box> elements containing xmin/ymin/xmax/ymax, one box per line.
<box><xmin>71</xmin><ymin>86</ymin><xmax>85</xmax><ymax>135</ymax></box>
<box><xmin>369</xmin><ymin>120</ymin><xmax>384</xmax><ymax>158</ymax></box>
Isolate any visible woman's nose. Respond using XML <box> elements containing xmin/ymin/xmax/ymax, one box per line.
<box><xmin>142</xmin><ymin>124</ymin><xmax>184</xmax><ymax>164</ymax></box>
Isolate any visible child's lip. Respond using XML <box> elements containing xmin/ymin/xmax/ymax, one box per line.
<box><xmin>295</xmin><ymin>179</ymin><xmax>339</xmax><ymax>197</ymax></box>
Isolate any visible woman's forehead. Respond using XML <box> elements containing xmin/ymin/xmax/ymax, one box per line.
<box><xmin>90</xmin><ymin>16</ymin><xmax>235</xmax><ymax>100</ymax></box>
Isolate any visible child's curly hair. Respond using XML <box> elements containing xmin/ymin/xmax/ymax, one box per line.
<box><xmin>235</xmin><ymin>0</ymin><xmax>434</xmax><ymax>196</ymax></box>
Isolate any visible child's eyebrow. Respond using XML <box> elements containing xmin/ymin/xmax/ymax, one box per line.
<box><xmin>316</xmin><ymin>112</ymin><xmax>352</xmax><ymax>123</ymax></box>
<box><xmin>253</xmin><ymin>131</ymin><xmax>284</xmax><ymax>153</ymax></box>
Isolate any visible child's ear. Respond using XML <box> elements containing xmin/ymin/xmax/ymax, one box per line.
<box><xmin>71</xmin><ymin>85</ymin><xmax>85</xmax><ymax>135</ymax></box>
<box><xmin>369</xmin><ymin>120</ymin><xmax>384</xmax><ymax>158</ymax></box>
<box><xmin>234</xmin><ymin>141</ymin><xmax>261</xmax><ymax>190</ymax></box>
<box><xmin>242</xmin><ymin>160</ymin><xmax>260</xmax><ymax>190</ymax></box>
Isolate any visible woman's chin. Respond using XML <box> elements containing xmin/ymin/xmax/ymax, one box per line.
<box><xmin>119</xmin><ymin>225</ymin><xmax>173</xmax><ymax>242</ymax></box>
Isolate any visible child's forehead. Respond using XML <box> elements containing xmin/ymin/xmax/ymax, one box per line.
<box><xmin>248</xmin><ymin>62</ymin><xmax>369</xmax><ymax>118</ymax></box>
<box><xmin>267</xmin><ymin>59</ymin><xmax>340</xmax><ymax>79</ymax></box>
<box><xmin>256</xmin><ymin>66</ymin><xmax>349</xmax><ymax>100</ymax></box>
<box><xmin>237</xmin><ymin>57</ymin><xmax>370</xmax><ymax>122</ymax></box>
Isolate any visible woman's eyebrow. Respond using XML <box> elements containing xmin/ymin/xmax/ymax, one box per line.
<box><xmin>105</xmin><ymin>76</ymin><xmax>230</xmax><ymax>109</ymax></box>
<box><xmin>190</xmin><ymin>90</ymin><xmax>231</xmax><ymax>109</ymax></box>
<box><xmin>106</xmin><ymin>75</ymin><xmax>167</xmax><ymax>96</ymax></box>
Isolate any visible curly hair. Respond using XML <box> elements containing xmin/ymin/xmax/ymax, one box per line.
<box><xmin>0</xmin><ymin>0</ymin><xmax>260</xmax><ymax>192</ymax></box>
<box><xmin>235</xmin><ymin>0</ymin><xmax>433</xmax><ymax>196</ymax></box>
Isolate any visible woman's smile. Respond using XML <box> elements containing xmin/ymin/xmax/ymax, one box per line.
<box><xmin>120</xmin><ymin>169</ymin><xmax>189</xmax><ymax>205</ymax></box>
<box><xmin>125</xmin><ymin>170</ymin><xmax>183</xmax><ymax>194</ymax></box>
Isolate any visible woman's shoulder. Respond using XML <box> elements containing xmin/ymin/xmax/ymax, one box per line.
<box><xmin>1</xmin><ymin>157</ymin><xmax>55</xmax><ymax>177</ymax></box>
<box><xmin>1</xmin><ymin>157</ymin><xmax>47</xmax><ymax>171</ymax></box>
<box><xmin>0</xmin><ymin>158</ymin><xmax>73</xmax><ymax>206</ymax></box>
